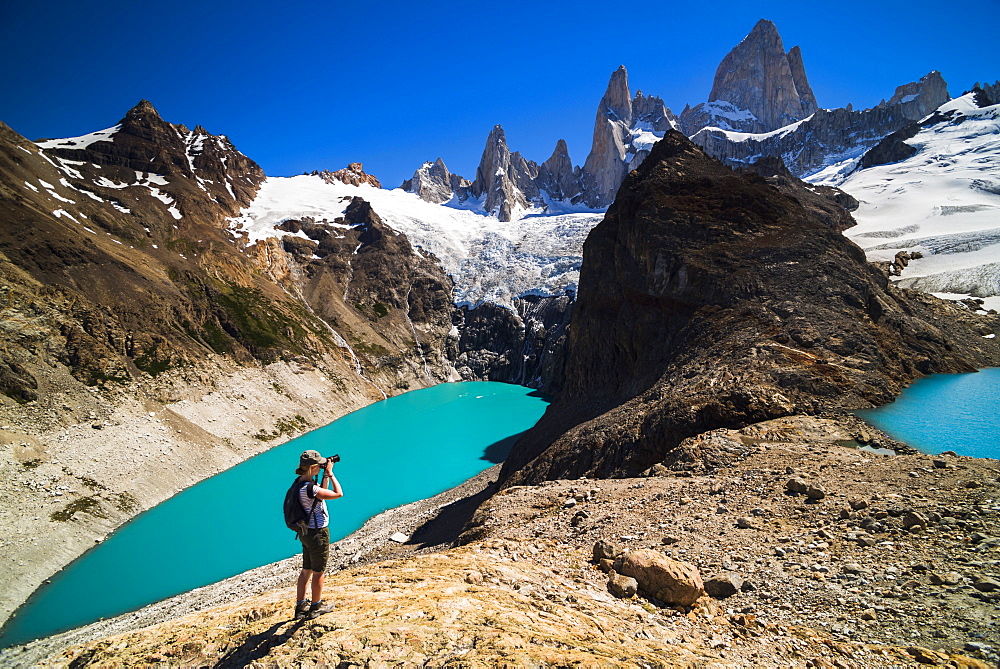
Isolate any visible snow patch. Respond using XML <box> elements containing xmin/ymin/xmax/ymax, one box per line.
<box><xmin>36</xmin><ymin>125</ymin><xmax>120</xmax><ymax>150</ymax></box>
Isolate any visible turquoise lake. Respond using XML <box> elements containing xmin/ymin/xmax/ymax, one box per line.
<box><xmin>856</xmin><ymin>368</ymin><xmax>1000</xmax><ymax>459</ymax></box>
<box><xmin>0</xmin><ymin>381</ymin><xmax>550</xmax><ymax>647</ymax></box>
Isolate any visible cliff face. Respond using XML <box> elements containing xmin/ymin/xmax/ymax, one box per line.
<box><xmin>452</xmin><ymin>295</ymin><xmax>572</xmax><ymax>391</ymax></box>
<box><xmin>501</xmin><ymin>131</ymin><xmax>1000</xmax><ymax>485</ymax></box>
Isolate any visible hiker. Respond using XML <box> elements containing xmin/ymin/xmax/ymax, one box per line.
<box><xmin>293</xmin><ymin>449</ymin><xmax>343</xmax><ymax>619</ymax></box>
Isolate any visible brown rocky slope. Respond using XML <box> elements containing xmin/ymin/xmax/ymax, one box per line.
<box><xmin>501</xmin><ymin>130</ymin><xmax>1000</xmax><ymax>486</ymax></box>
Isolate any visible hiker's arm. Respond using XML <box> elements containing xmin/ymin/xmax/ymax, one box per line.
<box><xmin>315</xmin><ymin>468</ymin><xmax>343</xmax><ymax>500</ymax></box>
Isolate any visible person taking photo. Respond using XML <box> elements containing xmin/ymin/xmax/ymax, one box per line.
<box><xmin>293</xmin><ymin>449</ymin><xmax>343</xmax><ymax>619</ymax></box>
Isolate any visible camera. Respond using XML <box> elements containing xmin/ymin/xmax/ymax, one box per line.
<box><xmin>327</xmin><ymin>454</ymin><xmax>340</xmax><ymax>464</ymax></box>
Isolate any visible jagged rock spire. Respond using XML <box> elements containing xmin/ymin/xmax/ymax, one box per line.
<box><xmin>537</xmin><ymin>139</ymin><xmax>581</xmax><ymax>201</ymax></box>
<box><xmin>579</xmin><ymin>66</ymin><xmax>634</xmax><ymax>208</ymax></box>
<box><xmin>602</xmin><ymin>65</ymin><xmax>633</xmax><ymax>123</ymax></box>
<box><xmin>706</xmin><ymin>19</ymin><xmax>819</xmax><ymax>132</ymax></box>
<box><xmin>469</xmin><ymin>125</ymin><xmax>539</xmax><ymax>222</ymax></box>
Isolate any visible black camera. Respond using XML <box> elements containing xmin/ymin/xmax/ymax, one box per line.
<box><xmin>328</xmin><ymin>454</ymin><xmax>341</xmax><ymax>464</ymax></box>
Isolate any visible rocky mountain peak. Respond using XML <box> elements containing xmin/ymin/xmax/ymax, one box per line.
<box><xmin>400</xmin><ymin>157</ymin><xmax>468</xmax><ymax>204</ymax></box>
<box><xmin>469</xmin><ymin>124</ymin><xmax>540</xmax><ymax>221</ymax></box>
<box><xmin>886</xmin><ymin>70</ymin><xmax>950</xmax><ymax>120</ymax></box>
<box><xmin>123</xmin><ymin>99</ymin><xmax>162</xmax><ymax>123</ymax></box>
<box><xmin>579</xmin><ymin>68</ymin><xmax>635</xmax><ymax>207</ymax></box>
<box><xmin>699</xmin><ymin>19</ymin><xmax>818</xmax><ymax>133</ymax></box>
<box><xmin>537</xmin><ymin>139</ymin><xmax>581</xmax><ymax>201</ymax></box>
<box><xmin>602</xmin><ymin>65</ymin><xmax>632</xmax><ymax>123</ymax></box>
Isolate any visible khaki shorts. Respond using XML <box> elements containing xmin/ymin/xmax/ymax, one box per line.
<box><xmin>300</xmin><ymin>526</ymin><xmax>330</xmax><ymax>572</ymax></box>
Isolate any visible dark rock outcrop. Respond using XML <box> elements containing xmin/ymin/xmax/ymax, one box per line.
<box><xmin>741</xmin><ymin>156</ymin><xmax>857</xmax><ymax>232</ymax></box>
<box><xmin>977</xmin><ymin>80</ymin><xmax>999</xmax><ymax>106</ymax></box>
<box><xmin>452</xmin><ymin>295</ymin><xmax>572</xmax><ymax>391</ymax></box>
<box><xmin>500</xmin><ymin>131</ymin><xmax>1000</xmax><ymax>485</ymax></box>
<box><xmin>856</xmin><ymin>123</ymin><xmax>921</xmax><ymax>170</ymax></box>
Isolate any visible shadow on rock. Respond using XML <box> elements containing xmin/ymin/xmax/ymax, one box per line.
<box><xmin>214</xmin><ymin>618</ymin><xmax>305</xmax><ymax>668</ymax></box>
<box><xmin>407</xmin><ymin>484</ymin><xmax>497</xmax><ymax>549</ymax></box>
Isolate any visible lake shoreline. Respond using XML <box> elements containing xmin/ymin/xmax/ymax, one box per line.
<box><xmin>17</xmin><ymin>412</ymin><xmax>1000</xmax><ymax>667</ymax></box>
<box><xmin>1</xmin><ymin>460</ymin><xmax>501</xmax><ymax>666</ymax></box>
<box><xmin>0</xmin><ymin>355</ymin><xmax>402</xmax><ymax>641</ymax></box>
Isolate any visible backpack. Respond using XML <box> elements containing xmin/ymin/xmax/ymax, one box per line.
<box><xmin>283</xmin><ymin>478</ymin><xmax>319</xmax><ymax>539</ymax></box>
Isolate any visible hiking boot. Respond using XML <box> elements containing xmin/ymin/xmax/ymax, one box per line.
<box><xmin>308</xmin><ymin>599</ymin><xmax>333</xmax><ymax>619</ymax></box>
<box><xmin>294</xmin><ymin>600</ymin><xmax>310</xmax><ymax>619</ymax></box>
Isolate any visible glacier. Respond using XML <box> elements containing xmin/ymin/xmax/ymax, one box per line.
<box><xmin>827</xmin><ymin>92</ymin><xmax>1000</xmax><ymax>311</ymax></box>
<box><xmin>228</xmin><ymin>175</ymin><xmax>604</xmax><ymax>308</ymax></box>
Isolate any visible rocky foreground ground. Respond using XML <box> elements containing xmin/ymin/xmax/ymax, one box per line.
<box><xmin>7</xmin><ymin>414</ymin><xmax>1000</xmax><ymax>667</ymax></box>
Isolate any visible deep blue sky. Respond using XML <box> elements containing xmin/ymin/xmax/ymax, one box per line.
<box><xmin>2</xmin><ymin>1</ymin><xmax>997</xmax><ymax>187</ymax></box>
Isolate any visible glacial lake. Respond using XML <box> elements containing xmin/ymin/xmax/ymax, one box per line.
<box><xmin>0</xmin><ymin>382</ymin><xmax>549</xmax><ymax>647</ymax></box>
<box><xmin>855</xmin><ymin>368</ymin><xmax>1000</xmax><ymax>459</ymax></box>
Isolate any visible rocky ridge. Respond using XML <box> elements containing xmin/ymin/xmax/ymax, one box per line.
<box><xmin>315</xmin><ymin>162</ymin><xmax>382</xmax><ymax>188</ymax></box>
<box><xmin>501</xmin><ymin>131</ymin><xmax>1000</xmax><ymax>486</ymax></box>
<box><xmin>401</xmin><ymin>20</ymin><xmax>957</xmax><ymax>222</ymax></box>
<box><xmin>692</xmin><ymin>71</ymin><xmax>950</xmax><ymax>180</ymax></box>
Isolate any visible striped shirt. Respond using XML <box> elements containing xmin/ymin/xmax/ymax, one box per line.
<box><xmin>298</xmin><ymin>480</ymin><xmax>329</xmax><ymax>529</ymax></box>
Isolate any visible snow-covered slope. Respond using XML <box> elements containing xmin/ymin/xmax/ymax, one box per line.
<box><xmin>229</xmin><ymin>176</ymin><xmax>604</xmax><ymax>307</ymax></box>
<box><xmin>826</xmin><ymin>93</ymin><xmax>1000</xmax><ymax>311</ymax></box>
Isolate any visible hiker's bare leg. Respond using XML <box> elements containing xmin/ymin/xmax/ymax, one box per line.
<box><xmin>297</xmin><ymin>569</ymin><xmax>311</xmax><ymax>601</ymax></box>
<box><xmin>310</xmin><ymin>571</ymin><xmax>325</xmax><ymax>602</ymax></box>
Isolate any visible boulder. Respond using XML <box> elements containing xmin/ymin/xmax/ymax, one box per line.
<box><xmin>607</xmin><ymin>572</ymin><xmax>638</xmax><ymax>599</ymax></box>
<box><xmin>704</xmin><ymin>573</ymin><xmax>744</xmax><ymax>599</ymax></box>
<box><xmin>786</xmin><ymin>478</ymin><xmax>826</xmax><ymax>499</ymax></box>
<box><xmin>593</xmin><ymin>539</ymin><xmax>620</xmax><ymax>562</ymax></box>
<box><xmin>929</xmin><ymin>572</ymin><xmax>963</xmax><ymax>586</ymax></box>
<box><xmin>614</xmin><ymin>549</ymin><xmax>705</xmax><ymax>606</ymax></box>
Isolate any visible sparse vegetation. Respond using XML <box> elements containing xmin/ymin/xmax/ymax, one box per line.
<box><xmin>134</xmin><ymin>344</ymin><xmax>172</xmax><ymax>376</ymax></box>
<box><xmin>50</xmin><ymin>495</ymin><xmax>105</xmax><ymax>522</ymax></box>
<box><xmin>252</xmin><ymin>414</ymin><xmax>310</xmax><ymax>441</ymax></box>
